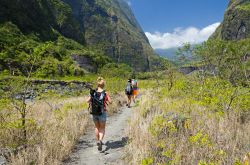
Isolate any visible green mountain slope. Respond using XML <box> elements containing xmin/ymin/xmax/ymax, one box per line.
<box><xmin>211</xmin><ymin>0</ymin><xmax>250</xmax><ymax>40</ymax></box>
<box><xmin>0</xmin><ymin>0</ymin><xmax>85</xmax><ymax>43</ymax></box>
<box><xmin>81</xmin><ymin>0</ymin><xmax>157</xmax><ymax>71</ymax></box>
<box><xmin>0</xmin><ymin>22</ymin><xmax>112</xmax><ymax>77</ymax></box>
<box><xmin>0</xmin><ymin>0</ymin><xmax>160</xmax><ymax>73</ymax></box>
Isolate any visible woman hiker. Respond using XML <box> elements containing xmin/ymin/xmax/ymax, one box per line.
<box><xmin>87</xmin><ymin>77</ymin><xmax>112</xmax><ymax>151</ymax></box>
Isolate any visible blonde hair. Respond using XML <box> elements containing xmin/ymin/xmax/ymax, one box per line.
<box><xmin>97</xmin><ymin>77</ymin><xmax>105</xmax><ymax>88</ymax></box>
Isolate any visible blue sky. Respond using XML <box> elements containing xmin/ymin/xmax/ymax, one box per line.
<box><xmin>126</xmin><ymin>0</ymin><xmax>229</xmax><ymax>49</ymax></box>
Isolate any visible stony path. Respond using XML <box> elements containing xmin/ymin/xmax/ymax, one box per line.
<box><xmin>63</xmin><ymin>105</ymin><xmax>132</xmax><ymax>165</ymax></box>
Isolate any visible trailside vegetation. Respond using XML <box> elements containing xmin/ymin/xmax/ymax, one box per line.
<box><xmin>127</xmin><ymin>75</ymin><xmax>249</xmax><ymax>165</ymax></box>
<box><xmin>0</xmin><ymin>75</ymin><xmax>127</xmax><ymax>164</ymax></box>
<box><xmin>195</xmin><ymin>39</ymin><xmax>250</xmax><ymax>87</ymax></box>
<box><xmin>126</xmin><ymin>38</ymin><xmax>250</xmax><ymax>164</ymax></box>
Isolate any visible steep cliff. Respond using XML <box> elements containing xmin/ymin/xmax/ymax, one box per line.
<box><xmin>0</xmin><ymin>0</ymin><xmax>159</xmax><ymax>71</ymax></box>
<box><xmin>80</xmin><ymin>0</ymin><xmax>156</xmax><ymax>71</ymax></box>
<box><xmin>212</xmin><ymin>0</ymin><xmax>250</xmax><ymax>40</ymax></box>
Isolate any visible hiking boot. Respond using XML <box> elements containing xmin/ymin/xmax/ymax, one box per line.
<box><xmin>97</xmin><ymin>141</ymin><xmax>102</xmax><ymax>151</ymax></box>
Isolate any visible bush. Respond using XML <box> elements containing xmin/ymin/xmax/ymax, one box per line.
<box><xmin>99</xmin><ymin>63</ymin><xmax>133</xmax><ymax>78</ymax></box>
<box><xmin>127</xmin><ymin>75</ymin><xmax>250</xmax><ymax>164</ymax></box>
<box><xmin>195</xmin><ymin>39</ymin><xmax>250</xmax><ymax>86</ymax></box>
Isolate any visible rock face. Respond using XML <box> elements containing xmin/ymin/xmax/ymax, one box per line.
<box><xmin>71</xmin><ymin>54</ymin><xmax>97</xmax><ymax>72</ymax></box>
<box><xmin>178</xmin><ymin>66</ymin><xmax>199</xmax><ymax>75</ymax></box>
<box><xmin>81</xmin><ymin>0</ymin><xmax>155</xmax><ymax>71</ymax></box>
<box><xmin>0</xmin><ymin>0</ymin><xmax>158</xmax><ymax>71</ymax></box>
<box><xmin>212</xmin><ymin>0</ymin><xmax>250</xmax><ymax>40</ymax></box>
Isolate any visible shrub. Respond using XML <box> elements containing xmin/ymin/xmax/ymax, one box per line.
<box><xmin>99</xmin><ymin>63</ymin><xmax>133</xmax><ymax>78</ymax></box>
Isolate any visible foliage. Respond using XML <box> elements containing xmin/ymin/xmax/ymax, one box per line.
<box><xmin>236</xmin><ymin>2</ymin><xmax>250</xmax><ymax>12</ymax></box>
<box><xmin>136</xmin><ymin>72</ymin><xmax>159</xmax><ymax>80</ymax></box>
<box><xmin>0</xmin><ymin>78</ymin><xmax>31</xmax><ymax>147</ymax></box>
<box><xmin>127</xmin><ymin>73</ymin><xmax>250</xmax><ymax>164</ymax></box>
<box><xmin>99</xmin><ymin>63</ymin><xmax>133</xmax><ymax>78</ymax></box>
<box><xmin>175</xmin><ymin>43</ymin><xmax>201</xmax><ymax>66</ymax></box>
<box><xmin>149</xmin><ymin>56</ymin><xmax>172</xmax><ymax>71</ymax></box>
<box><xmin>0</xmin><ymin>22</ymin><xmax>112</xmax><ymax>78</ymax></box>
<box><xmin>194</xmin><ymin>39</ymin><xmax>250</xmax><ymax>86</ymax></box>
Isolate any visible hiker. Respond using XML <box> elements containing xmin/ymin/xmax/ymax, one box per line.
<box><xmin>125</xmin><ymin>79</ymin><xmax>133</xmax><ymax>108</ymax></box>
<box><xmin>131</xmin><ymin>78</ymin><xmax>138</xmax><ymax>103</ymax></box>
<box><xmin>87</xmin><ymin>77</ymin><xmax>112</xmax><ymax>151</ymax></box>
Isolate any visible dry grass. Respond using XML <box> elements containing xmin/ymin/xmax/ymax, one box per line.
<box><xmin>126</xmin><ymin>90</ymin><xmax>250</xmax><ymax>165</ymax></box>
<box><xmin>0</xmin><ymin>91</ymin><xmax>127</xmax><ymax>165</ymax></box>
<box><xmin>125</xmin><ymin>90</ymin><xmax>156</xmax><ymax>164</ymax></box>
<box><xmin>108</xmin><ymin>92</ymin><xmax>127</xmax><ymax>115</ymax></box>
<box><xmin>7</xmin><ymin>96</ymin><xmax>89</xmax><ymax>165</ymax></box>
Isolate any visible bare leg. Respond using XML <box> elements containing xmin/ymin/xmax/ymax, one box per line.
<box><xmin>94</xmin><ymin>121</ymin><xmax>100</xmax><ymax>141</ymax></box>
<box><xmin>128</xmin><ymin>95</ymin><xmax>131</xmax><ymax>107</ymax></box>
<box><xmin>99</xmin><ymin>122</ymin><xmax>106</xmax><ymax>141</ymax></box>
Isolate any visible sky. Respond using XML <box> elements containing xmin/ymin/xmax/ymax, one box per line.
<box><xmin>125</xmin><ymin>0</ymin><xmax>229</xmax><ymax>49</ymax></box>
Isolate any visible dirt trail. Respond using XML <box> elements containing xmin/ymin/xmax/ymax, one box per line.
<box><xmin>63</xmin><ymin>105</ymin><xmax>132</xmax><ymax>165</ymax></box>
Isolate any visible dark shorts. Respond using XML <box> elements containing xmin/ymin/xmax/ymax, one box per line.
<box><xmin>92</xmin><ymin>112</ymin><xmax>107</xmax><ymax>122</ymax></box>
<box><xmin>126</xmin><ymin>91</ymin><xmax>133</xmax><ymax>96</ymax></box>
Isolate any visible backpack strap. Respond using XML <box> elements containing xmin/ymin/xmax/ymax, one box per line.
<box><xmin>90</xmin><ymin>88</ymin><xmax>96</xmax><ymax>97</ymax></box>
<box><xmin>102</xmin><ymin>90</ymin><xmax>107</xmax><ymax>103</ymax></box>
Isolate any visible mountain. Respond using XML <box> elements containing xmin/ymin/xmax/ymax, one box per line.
<box><xmin>0</xmin><ymin>0</ymin><xmax>160</xmax><ymax>73</ymax></box>
<box><xmin>155</xmin><ymin>48</ymin><xmax>178</xmax><ymax>61</ymax></box>
<box><xmin>211</xmin><ymin>0</ymin><xmax>250</xmax><ymax>40</ymax></box>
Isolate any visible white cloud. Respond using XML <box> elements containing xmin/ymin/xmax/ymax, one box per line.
<box><xmin>125</xmin><ymin>0</ymin><xmax>131</xmax><ymax>6</ymax></box>
<box><xmin>145</xmin><ymin>22</ymin><xmax>220</xmax><ymax>49</ymax></box>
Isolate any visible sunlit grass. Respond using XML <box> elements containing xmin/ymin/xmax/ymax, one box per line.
<box><xmin>126</xmin><ymin>75</ymin><xmax>250</xmax><ymax>165</ymax></box>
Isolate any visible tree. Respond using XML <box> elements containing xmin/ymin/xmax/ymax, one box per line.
<box><xmin>194</xmin><ymin>39</ymin><xmax>250</xmax><ymax>87</ymax></box>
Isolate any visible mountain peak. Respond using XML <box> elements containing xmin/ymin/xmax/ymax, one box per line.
<box><xmin>212</xmin><ymin>0</ymin><xmax>250</xmax><ymax>40</ymax></box>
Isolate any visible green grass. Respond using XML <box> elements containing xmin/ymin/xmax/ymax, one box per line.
<box><xmin>127</xmin><ymin>74</ymin><xmax>250</xmax><ymax>164</ymax></box>
<box><xmin>236</xmin><ymin>2</ymin><xmax>250</xmax><ymax>12</ymax></box>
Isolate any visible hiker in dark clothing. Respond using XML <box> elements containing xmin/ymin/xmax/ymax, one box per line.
<box><xmin>87</xmin><ymin>77</ymin><xmax>112</xmax><ymax>151</ymax></box>
<box><xmin>125</xmin><ymin>79</ymin><xmax>133</xmax><ymax>108</ymax></box>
